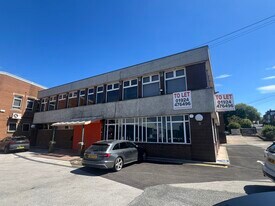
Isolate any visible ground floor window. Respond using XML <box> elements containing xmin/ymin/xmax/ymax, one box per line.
<box><xmin>8</xmin><ymin>122</ymin><xmax>17</xmax><ymax>132</ymax></box>
<box><xmin>105</xmin><ymin>115</ymin><xmax>191</xmax><ymax>144</ymax></box>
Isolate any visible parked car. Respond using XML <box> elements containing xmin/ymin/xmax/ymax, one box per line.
<box><xmin>0</xmin><ymin>136</ymin><xmax>30</xmax><ymax>153</ymax></box>
<box><xmin>82</xmin><ymin>140</ymin><xmax>146</xmax><ymax>171</ymax></box>
<box><xmin>262</xmin><ymin>142</ymin><xmax>275</xmax><ymax>181</ymax></box>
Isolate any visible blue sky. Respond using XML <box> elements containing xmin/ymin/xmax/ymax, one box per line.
<box><xmin>0</xmin><ymin>0</ymin><xmax>274</xmax><ymax>115</ymax></box>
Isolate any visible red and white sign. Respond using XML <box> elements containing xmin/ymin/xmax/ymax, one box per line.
<box><xmin>12</xmin><ymin>113</ymin><xmax>22</xmax><ymax>120</ymax></box>
<box><xmin>173</xmin><ymin>91</ymin><xmax>192</xmax><ymax>110</ymax></box>
<box><xmin>215</xmin><ymin>94</ymin><xmax>235</xmax><ymax>112</ymax></box>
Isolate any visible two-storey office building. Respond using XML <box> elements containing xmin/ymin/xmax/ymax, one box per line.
<box><xmin>33</xmin><ymin>46</ymin><xmax>222</xmax><ymax>162</ymax></box>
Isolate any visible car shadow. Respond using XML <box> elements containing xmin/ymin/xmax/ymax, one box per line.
<box><xmin>244</xmin><ymin>185</ymin><xmax>275</xmax><ymax>194</ymax></box>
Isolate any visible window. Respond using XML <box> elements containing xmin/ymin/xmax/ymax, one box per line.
<box><xmin>87</xmin><ymin>88</ymin><xmax>95</xmax><ymax>105</ymax></box>
<box><xmin>41</xmin><ymin>98</ymin><xmax>48</xmax><ymax>112</ymax></box>
<box><xmin>79</xmin><ymin>89</ymin><xmax>86</xmax><ymax>106</ymax></box>
<box><xmin>165</xmin><ymin>69</ymin><xmax>186</xmax><ymax>94</ymax></box>
<box><xmin>12</xmin><ymin>95</ymin><xmax>23</xmax><ymax>109</ymax></box>
<box><xmin>69</xmin><ymin>91</ymin><xmax>78</xmax><ymax>99</ymax></box>
<box><xmin>96</xmin><ymin>86</ymin><xmax>104</xmax><ymax>104</ymax></box>
<box><xmin>26</xmin><ymin>98</ymin><xmax>34</xmax><ymax>111</ymax></box>
<box><xmin>22</xmin><ymin>123</ymin><xmax>30</xmax><ymax>132</ymax></box>
<box><xmin>59</xmin><ymin>93</ymin><xmax>67</xmax><ymax>101</ymax></box>
<box><xmin>107</xmin><ymin>83</ymin><xmax>120</xmax><ymax>103</ymax></box>
<box><xmin>123</xmin><ymin>79</ymin><xmax>138</xmax><ymax>100</ymax></box>
<box><xmin>142</xmin><ymin>74</ymin><xmax>160</xmax><ymax>97</ymax></box>
<box><xmin>8</xmin><ymin>122</ymin><xmax>17</xmax><ymax>132</ymax></box>
<box><xmin>105</xmin><ymin>115</ymin><xmax>191</xmax><ymax>144</ymax></box>
<box><xmin>49</xmin><ymin>96</ymin><xmax>56</xmax><ymax>111</ymax></box>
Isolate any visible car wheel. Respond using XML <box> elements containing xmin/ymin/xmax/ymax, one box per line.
<box><xmin>113</xmin><ymin>157</ymin><xmax>123</xmax><ymax>172</ymax></box>
<box><xmin>4</xmin><ymin>147</ymin><xmax>9</xmax><ymax>154</ymax></box>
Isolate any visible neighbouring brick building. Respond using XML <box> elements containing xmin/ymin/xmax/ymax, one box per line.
<box><xmin>0</xmin><ymin>71</ymin><xmax>45</xmax><ymax>144</ymax></box>
<box><xmin>33</xmin><ymin>46</ymin><xmax>225</xmax><ymax>162</ymax></box>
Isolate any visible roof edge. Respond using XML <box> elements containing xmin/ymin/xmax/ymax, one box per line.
<box><xmin>0</xmin><ymin>71</ymin><xmax>47</xmax><ymax>89</ymax></box>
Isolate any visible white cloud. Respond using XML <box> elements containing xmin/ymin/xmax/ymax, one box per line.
<box><xmin>257</xmin><ymin>85</ymin><xmax>275</xmax><ymax>94</ymax></box>
<box><xmin>265</xmin><ymin>65</ymin><xmax>275</xmax><ymax>70</ymax></box>
<box><xmin>214</xmin><ymin>74</ymin><xmax>232</xmax><ymax>79</ymax></box>
<box><xmin>262</xmin><ymin>76</ymin><xmax>275</xmax><ymax>80</ymax></box>
<box><xmin>215</xmin><ymin>83</ymin><xmax>223</xmax><ymax>87</ymax></box>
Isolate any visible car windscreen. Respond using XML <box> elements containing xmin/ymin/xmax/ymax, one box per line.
<box><xmin>88</xmin><ymin>144</ymin><xmax>109</xmax><ymax>152</ymax></box>
<box><xmin>267</xmin><ymin>143</ymin><xmax>275</xmax><ymax>153</ymax></box>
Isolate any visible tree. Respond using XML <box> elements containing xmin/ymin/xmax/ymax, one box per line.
<box><xmin>224</xmin><ymin>103</ymin><xmax>261</xmax><ymax>126</ymax></box>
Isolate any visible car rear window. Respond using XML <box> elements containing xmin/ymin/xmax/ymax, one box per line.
<box><xmin>12</xmin><ymin>137</ymin><xmax>28</xmax><ymax>141</ymax></box>
<box><xmin>267</xmin><ymin>143</ymin><xmax>275</xmax><ymax>153</ymax></box>
<box><xmin>89</xmin><ymin>144</ymin><xmax>109</xmax><ymax>152</ymax></box>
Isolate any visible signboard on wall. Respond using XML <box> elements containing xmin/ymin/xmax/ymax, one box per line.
<box><xmin>12</xmin><ymin>113</ymin><xmax>22</xmax><ymax>120</ymax></box>
<box><xmin>215</xmin><ymin>94</ymin><xmax>235</xmax><ymax>112</ymax></box>
<box><xmin>173</xmin><ymin>91</ymin><xmax>192</xmax><ymax>110</ymax></box>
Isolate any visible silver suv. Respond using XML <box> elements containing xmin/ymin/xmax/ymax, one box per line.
<box><xmin>82</xmin><ymin>140</ymin><xmax>146</xmax><ymax>172</ymax></box>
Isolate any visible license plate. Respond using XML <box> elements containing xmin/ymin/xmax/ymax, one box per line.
<box><xmin>17</xmin><ymin>146</ymin><xmax>24</xmax><ymax>149</ymax></box>
<box><xmin>87</xmin><ymin>154</ymin><xmax>97</xmax><ymax>159</ymax></box>
<box><xmin>268</xmin><ymin>158</ymin><xmax>275</xmax><ymax>164</ymax></box>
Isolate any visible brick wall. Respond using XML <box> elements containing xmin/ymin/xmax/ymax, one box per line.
<box><xmin>0</xmin><ymin>74</ymin><xmax>43</xmax><ymax>140</ymax></box>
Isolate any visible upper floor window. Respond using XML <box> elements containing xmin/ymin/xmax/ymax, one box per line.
<box><xmin>41</xmin><ymin>98</ymin><xmax>48</xmax><ymax>111</ymax></box>
<box><xmin>123</xmin><ymin>79</ymin><xmax>138</xmax><ymax>100</ymax></box>
<box><xmin>68</xmin><ymin>91</ymin><xmax>78</xmax><ymax>99</ymax></box>
<box><xmin>22</xmin><ymin>123</ymin><xmax>30</xmax><ymax>132</ymax></box>
<box><xmin>106</xmin><ymin>83</ymin><xmax>120</xmax><ymax>103</ymax></box>
<box><xmin>26</xmin><ymin>98</ymin><xmax>34</xmax><ymax>111</ymax></box>
<box><xmin>87</xmin><ymin>88</ymin><xmax>95</xmax><ymax>105</ymax></box>
<box><xmin>79</xmin><ymin>89</ymin><xmax>86</xmax><ymax>106</ymax></box>
<box><xmin>58</xmin><ymin>93</ymin><xmax>67</xmax><ymax>101</ymax></box>
<box><xmin>49</xmin><ymin>96</ymin><xmax>56</xmax><ymax>111</ymax></box>
<box><xmin>165</xmin><ymin>68</ymin><xmax>186</xmax><ymax>94</ymax></box>
<box><xmin>96</xmin><ymin>86</ymin><xmax>104</xmax><ymax>104</ymax></box>
<box><xmin>8</xmin><ymin>122</ymin><xmax>17</xmax><ymax>132</ymax></box>
<box><xmin>142</xmin><ymin>74</ymin><xmax>160</xmax><ymax>97</ymax></box>
<box><xmin>12</xmin><ymin>95</ymin><xmax>23</xmax><ymax>109</ymax></box>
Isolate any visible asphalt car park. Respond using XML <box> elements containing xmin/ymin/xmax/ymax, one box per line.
<box><xmin>72</xmin><ymin>136</ymin><xmax>273</xmax><ymax>190</ymax></box>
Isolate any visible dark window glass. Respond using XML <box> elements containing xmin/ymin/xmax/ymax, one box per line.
<box><xmin>88</xmin><ymin>144</ymin><xmax>109</xmax><ymax>152</ymax></box>
<box><xmin>97</xmin><ymin>86</ymin><xmax>104</xmax><ymax>92</ymax></box>
<box><xmin>107</xmin><ymin>85</ymin><xmax>112</xmax><ymax>90</ymax></box>
<box><xmin>126</xmin><ymin>125</ymin><xmax>135</xmax><ymax>141</ymax></box>
<box><xmin>113</xmin><ymin>143</ymin><xmax>120</xmax><ymax>150</ymax></box>
<box><xmin>9</xmin><ymin>123</ymin><xmax>17</xmax><ymax>131</ymax></box>
<box><xmin>172</xmin><ymin>116</ymin><xmax>183</xmax><ymax>121</ymax></box>
<box><xmin>131</xmin><ymin>79</ymin><xmax>137</xmax><ymax>85</ymax></box>
<box><xmin>172</xmin><ymin>122</ymin><xmax>184</xmax><ymax>143</ymax></box>
<box><xmin>166</xmin><ymin>77</ymin><xmax>186</xmax><ymax>94</ymax></box>
<box><xmin>126</xmin><ymin>142</ymin><xmax>136</xmax><ymax>148</ymax></box>
<box><xmin>107</xmin><ymin>125</ymin><xmax>115</xmax><ymax>140</ymax></box>
<box><xmin>124</xmin><ymin>81</ymin><xmax>130</xmax><ymax>87</ymax></box>
<box><xmin>88</xmin><ymin>88</ymin><xmax>94</xmax><ymax>94</ymax></box>
<box><xmin>124</xmin><ymin>86</ymin><xmax>138</xmax><ymax>100</ymax></box>
<box><xmin>147</xmin><ymin>117</ymin><xmax>157</xmax><ymax>122</ymax></box>
<box><xmin>107</xmin><ymin>90</ymin><xmax>120</xmax><ymax>103</ymax></box>
<box><xmin>152</xmin><ymin>75</ymin><xmax>159</xmax><ymax>81</ymax></box>
<box><xmin>143</xmin><ymin>82</ymin><xmax>159</xmax><ymax>97</ymax></box>
<box><xmin>114</xmin><ymin>83</ymin><xmax>119</xmax><ymax>89</ymax></box>
<box><xmin>185</xmin><ymin>122</ymin><xmax>191</xmax><ymax>143</ymax></box>
<box><xmin>120</xmin><ymin>142</ymin><xmax>128</xmax><ymax>149</ymax></box>
<box><xmin>162</xmin><ymin>117</ymin><xmax>167</xmax><ymax>142</ymax></box>
<box><xmin>27</xmin><ymin>99</ymin><xmax>34</xmax><ymax>110</ymax></box>
<box><xmin>49</xmin><ymin>102</ymin><xmax>55</xmax><ymax>111</ymax></box>
<box><xmin>87</xmin><ymin>94</ymin><xmax>94</xmax><ymax>105</ymax></box>
<box><xmin>147</xmin><ymin>123</ymin><xmax>157</xmax><ymax>142</ymax></box>
<box><xmin>176</xmin><ymin>69</ymin><xmax>185</xmax><ymax>76</ymax></box>
<box><xmin>143</xmin><ymin>77</ymin><xmax>150</xmax><ymax>83</ymax></box>
<box><xmin>96</xmin><ymin>93</ymin><xmax>104</xmax><ymax>104</ymax></box>
<box><xmin>165</xmin><ymin>71</ymin><xmax>173</xmax><ymax>79</ymax></box>
<box><xmin>80</xmin><ymin>90</ymin><xmax>86</xmax><ymax>96</ymax></box>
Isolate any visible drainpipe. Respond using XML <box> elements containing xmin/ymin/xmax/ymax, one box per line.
<box><xmin>49</xmin><ymin>126</ymin><xmax>56</xmax><ymax>153</ymax></box>
<box><xmin>78</xmin><ymin>125</ymin><xmax>85</xmax><ymax>157</ymax></box>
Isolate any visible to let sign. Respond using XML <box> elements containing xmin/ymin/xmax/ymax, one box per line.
<box><xmin>215</xmin><ymin>94</ymin><xmax>235</xmax><ymax>112</ymax></box>
<box><xmin>173</xmin><ymin>91</ymin><xmax>192</xmax><ymax>110</ymax></box>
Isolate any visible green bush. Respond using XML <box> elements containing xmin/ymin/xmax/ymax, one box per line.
<box><xmin>228</xmin><ymin>122</ymin><xmax>241</xmax><ymax>130</ymax></box>
<box><xmin>262</xmin><ymin>125</ymin><xmax>275</xmax><ymax>140</ymax></box>
<box><xmin>239</xmin><ymin>119</ymin><xmax>252</xmax><ymax>128</ymax></box>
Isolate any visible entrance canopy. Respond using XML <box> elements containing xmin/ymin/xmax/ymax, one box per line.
<box><xmin>51</xmin><ymin>117</ymin><xmax>102</xmax><ymax>127</ymax></box>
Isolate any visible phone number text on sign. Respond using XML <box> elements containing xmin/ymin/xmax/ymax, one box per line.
<box><xmin>215</xmin><ymin>94</ymin><xmax>235</xmax><ymax>111</ymax></box>
<box><xmin>173</xmin><ymin>91</ymin><xmax>192</xmax><ymax>110</ymax></box>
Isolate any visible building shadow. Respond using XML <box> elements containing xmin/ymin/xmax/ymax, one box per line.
<box><xmin>244</xmin><ymin>185</ymin><xmax>275</xmax><ymax>194</ymax></box>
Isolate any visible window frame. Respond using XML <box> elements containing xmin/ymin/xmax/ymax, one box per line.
<box><xmin>22</xmin><ymin>123</ymin><xmax>30</xmax><ymax>132</ymax></box>
<box><xmin>26</xmin><ymin>98</ymin><xmax>34</xmax><ymax>111</ymax></box>
<box><xmin>106</xmin><ymin>82</ymin><xmax>120</xmax><ymax>103</ymax></box>
<box><xmin>164</xmin><ymin>68</ymin><xmax>187</xmax><ymax>94</ymax></box>
<box><xmin>123</xmin><ymin>78</ymin><xmax>138</xmax><ymax>100</ymax></box>
<box><xmin>12</xmin><ymin>95</ymin><xmax>23</xmax><ymax>109</ymax></box>
<box><xmin>58</xmin><ymin>93</ymin><xmax>67</xmax><ymax>101</ymax></box>
<box><xmin>142</xmin><ymin>73</ymin><xmax>160</xmax><ymax>97</ymax></box>
<box><xmin>8</xmin><ymin>122</ymin><xmax>17</xmax><ymax>132</ymax></box>
<box><xmin>96</xmin><ymin>85</ymin><xmax>104</xmax><ymax>104</ymax></box>
<box><xmin>68</xmin><ymin>91</ymin><xmax>78</xmax><ymax>99</ymax></box>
